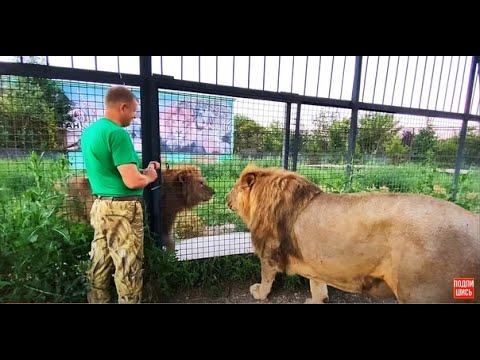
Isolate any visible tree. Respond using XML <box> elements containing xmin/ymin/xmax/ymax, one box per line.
<box><xmin>301</xmin><ymin>112</ymin><xmax>331</xmax><ymax>163</ymax></box>
<box><xmin>385</xmin><ymin>136</ymin><xmax>408</xmax><ymax>165</ymax></box>
<box><xmin>401</xmin><ymin>129</ymin><xmax>415</xmax><ymax>147</ymax></box>
<box><xmin>357</xmin><ymin>114</ymin><xmax>400</xmax><ymax>155</ymax></box>
<box><xmin>0</xmin><ymin>59</ymin><xmax>72</xmax><ymax>150</ymax></box>
<box><xmin>233</xmin><ymin>114</ymin><xmax>265</xmax><ymax>154</ymax></box>
<box><xmin>412</xmin><ymin>121</ymin><xmax>437</xmax><ymax>163</ymax></box>
<box><xmin>329</xmin><ymin>118</ymin><xmax>350</xmax><ymax>155</ymax></box>
<box><xmin>435</xmin><ymin>127</ymin><xmax>480</xmax><ymax>167</ymax></box>
<box><xmin>263</xmin><ymin>121</ymin><xmax>283</xmax><ymax>155</ymax></box>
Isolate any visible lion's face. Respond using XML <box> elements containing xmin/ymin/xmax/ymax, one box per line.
<box><xmin>226</xmin><ymin>171</ymin><xmax>256</xmax><ymax>224</ymax></box>
<box><xmin>180</xmin><ymin>170</ymin><xmax>215</xmax><ymax>207</ymax></box>
<box><xmin>162</xmin><ymin>165</ymin><xmax>215</xmax><ymax>210</ymax></box>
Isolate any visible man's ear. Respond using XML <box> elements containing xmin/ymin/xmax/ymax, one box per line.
<box><xmin>242</xmin><ymin>172</ymin><xmax>256</xmax><ymax>188</ymax></box>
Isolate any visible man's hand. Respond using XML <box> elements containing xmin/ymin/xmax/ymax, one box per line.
<box><xmin>148</xmin><ymin>161</ymin><xmax>161</xmax><ymax>170</ymax></box>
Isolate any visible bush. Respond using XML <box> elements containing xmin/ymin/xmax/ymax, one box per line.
<box><xmin>0</xmin><ymin>152</ymin><xmax>91</xmax><ymax>302</ymax></box>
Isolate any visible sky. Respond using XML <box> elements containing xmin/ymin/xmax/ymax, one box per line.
<box><xmin>1</xmin><ymin>56</ymin><xmax>479</xmax><ymax>136</ymax></box>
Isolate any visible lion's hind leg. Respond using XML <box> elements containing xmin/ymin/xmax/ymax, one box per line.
<box><xmin>305</xmin><ymin>279</ymin><xmax>329</xmax><ymax>304</ymax></box>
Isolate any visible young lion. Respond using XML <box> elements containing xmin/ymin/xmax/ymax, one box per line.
<box><xmin>64</xmin><ymin>165</ymin><xmax>214</xmax><ymax>251</ymax></box>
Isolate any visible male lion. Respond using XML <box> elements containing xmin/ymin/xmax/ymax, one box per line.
<box><xmin>64</xmin><ymin>165</ymin><xmax>214</xmax><ymax>251</ymax></box>
<box><xmin>226</xmin><ymin>165</ymin><xmax>480</xmax><ymax>304</ymax></box>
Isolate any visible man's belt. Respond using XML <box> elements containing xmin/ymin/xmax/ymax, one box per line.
<box><xmin>95</xmin><ymin>195</ymin><xmax>143</xmax><ymax>202</ymax></box>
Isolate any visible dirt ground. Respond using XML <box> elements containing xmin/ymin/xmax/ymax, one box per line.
<box><xmin>166</xmin><ymin>281</ymin><xmax>398</xmax><ymax>304</ymax></box>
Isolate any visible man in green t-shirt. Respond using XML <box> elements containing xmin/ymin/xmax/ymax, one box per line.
<box><xmin>81</xmin><ymin>85</ymin><xmax>159</xmax><ymax>304</ymax></box>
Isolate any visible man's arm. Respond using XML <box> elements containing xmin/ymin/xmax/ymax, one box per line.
<box><xmin>117</xmin><ymin>164</ymin><xmax>157</xmax><ymax>189</ymax></box>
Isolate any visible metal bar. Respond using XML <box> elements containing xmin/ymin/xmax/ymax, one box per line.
<box><xmin>283</xmin><ymin>103</ymin><xmax>292</xmax><ymax>170</ymax></box>
<box><xmin>248</xmin><ymin>56</ymin><xmax>251</xmax><ymax>89</ymax></box>
<box><xmin>382</xmin><ymin>56</ymin><xmax>390</xmax><ymax>104</ymax></box>
<box><xmin>361</xmin><ymin>56</ymin><xmax>369</xmax><ymax>101</ymax></box>
<box><xmin>418</xmin><ymin>56</ymin><xmax>428</xmax><ymax>107</ymax></box>
<box><xmin>475</xmin><ymin>57</ymin><xmax>480</xmax><ymax>114</ymax></box>
<box><xmin>435</xmin><ymin>56</ymin><xmax>444</xmax><ymax>110</ymax></box>
<box><xmin>94</xmin><ymin>56</ymin><xmax>97</xmax><ymax>71</ymax></box>
<box><xmin>199</xmin><ymin>56</ymin><xmax>201</xmax><ymax>82</ymax></box>
<box><xmin>452</xmin><ymin>56</ymin><xmax>477</xmax><ymax>200</ymax></box>
<box><xmin>263</xmin><ymin>56</ymin><xmax>266</xmax><ymax>91</ymax></box>
<box><xmin>356</xmin><ymin>101</ymin><xmax>479</xmax><ymax>121</ymax></box>
<box><xmin>427</xmin><ymin>56</ymin><xmax>437</xmax><ymax>108</ymax></box>
<box><xmin>443</xmin><ymin>56</ymin><xmax>453</xmax><ymax>111</ymax></box>
<box><xmin>46</xmin><ymin>56</ymin><xmax>50</xmax><ymax>67</ymax></box>
<box><xmin>2</xmin><ymin>61</ymin><xmax>478</xmax><ymax>123</ymax></box>
<box><xmin>160</xmin><ymin>56</ymin><xmax>163</xmax><ymax>75</ymax></box>
<box><xmin>316</xmin><ymin>56</ymin><xmax>322</xmax><ymax>97</ymax></box>
<box><xmin>139</xmin><ymin>56</ymin><xmax>162</xmax><ymax>246</ymax></box>
<box><xmin>328</xmin><ymin>56</ymin><xmax>335</xmax><ymax>98</ymax></box>
<box><xmin>292</xmin><ymin>102</ymin><xmax>302</xmax><ymax>171</ymax></box>
<box><xmin>392</xmin><ymin>56</ymin><xmax>399</xmax><ymax>105</ymax></box>
<box><xmin>216</xmin><ymin>56</ymin><xmax>218</xmax><ymax>85</ymax></box>
<box><xmin>451</xmin><ymin>56</ymin><xmax>461</xmax><ymax>112</ymax></box>
<box><xmin>232</xmin><ymin>56</ymin><xmax>234</xmax><ymax>86</ymax></box>
<box><xmin>346</xmin><ymin>56</ymin><xmax>362</xmax><ymax>190</ymax></box>
<box><xmin>340</xmin><ymin>56</ymin><xmax>346</xmax><ymax>99</ymax></box>
<box><xmin>291</xmin><ymin>56</ymin><xmax>295</xmax><ymax>93</ymax></box>
<box><xmin>20</xmin><ymin>56</ymin><xmax>24</xmax><ymax>64</ymax></box>
<box><xmin>410</xmin><ymin>56</ymin><xmax>419</xmax><ymax>108</ymax></box>
<box><xmin>303</xmin><ymin>56</ymin><xmax>309</xmax><ymax>96</ymax></box>
<box><xmin>181</xmin><ymin>56</ymin><xmax>183</xmax><ymax>80</ymax></box>
<box><xmin>472</xmin><ymin>66</ymin><xmax>479</xmax><ymax>115</ymax></box>
<box><xmin>457</xmin><ymin>57</ymin><xmax>468</xmax><ymax>113</ymax></box>
<box><xmin>277</xmin><ymin>56</ymin><xmax>281</xmax><ymax>93</ymax></box>
<box><xmin>372</xmin><ymin>56</ymin><xmax>379</xmax><ymax>103</ymax></box>
<box><xmin>71</xmin><ymin>56</ymin><xmax>74</xmax><ymax>68</ymax></box>
<box><xmin>0</xmin><ymin>62</ymin><xmax>142</xmax><ymax>86</ymax></box>
<box><xmin>401</xmin><ymin>56</ymin><xmax>410</xmax><ymax>107</ymax></box>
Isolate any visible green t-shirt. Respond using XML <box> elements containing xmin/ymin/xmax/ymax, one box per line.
<box><xmin>81</xmin><ymin>117</ymin><xmax>142</xmax><ymax>197</ymax></box>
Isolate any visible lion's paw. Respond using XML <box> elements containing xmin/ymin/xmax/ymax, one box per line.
<box><xmin>304</xmin><ymin>297</ymin><xmax>327</xmax><ymax>304</ymax></box>
<box><xmin>249</xmin><ymin>283</ymin><xmax>267</xmax><ymax>300</ymax></box>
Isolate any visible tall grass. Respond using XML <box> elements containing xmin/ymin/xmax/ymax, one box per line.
<box><xmin>0</xmin><ymin>152</ymin><xmax>91</xmax><ymax>302</ymax></box>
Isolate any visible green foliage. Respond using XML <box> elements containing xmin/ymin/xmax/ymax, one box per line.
<box><xmin>0</xmin><ymin>152</ymin><xmax>91</xmax><ymax>302</ymax></box>
<box><xmin>412</xmin><ymin>121</ymin><xmax>438</xmax><ymax>163</ymax></box>
<box><xmin>142</xmin><ymin>239</ymin><xmax>261</xmax><ymax>301</ymax></box>
<box><xmin>263</xmin><ymin>121</ymin><xmax>283</xmax><ymax>154</ymax></box>
<box><xmin>435</xmin><ymin>137</ymin><xmax>458</xmax><ymax>167</ymax></box>
<box><xmin>233</xmin><ymin>115</ymin><xmax>265</xmax><ymax>154</ymax></box>
<box><xmin>0</xmin><ymin>75</ymin><xmax>72</xmax><ymax>150</ymax></box>
<box><xmin>385</xmin><ymin>137</ymin><xmax>408</xmax><ymax>165</ymax></box>
<box><xmin>328</xmin><ymin>118</ymin><xmax>350</xmax><ymax>163</ymax></box>
<box><xmin>357</xmin><ymin>114</ymin><xmax>400</xmax><ymax>155</ymax></box>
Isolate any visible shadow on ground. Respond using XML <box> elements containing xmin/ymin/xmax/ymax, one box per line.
<box><xmin>165</xmin><ymin>281</ymin><xmax>398</xmax><ymax>304</ymax></box>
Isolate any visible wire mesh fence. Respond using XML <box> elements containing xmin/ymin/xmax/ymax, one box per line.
<box><xmin>1</xmin><ymin>56</ymin><xmax>479</xmax><ymax>263</ymax></box>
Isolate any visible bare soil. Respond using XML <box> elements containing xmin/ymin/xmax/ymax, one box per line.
<box><xmin>166</xmin><ymin>281</ymin><xmax>398</xmax><ymax>304</ymax></box>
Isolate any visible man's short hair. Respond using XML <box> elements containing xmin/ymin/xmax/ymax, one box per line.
<box><xmin>105</xmin><ymin>86</ymin><xmax>139</xmax><ymax>106</ymax></box>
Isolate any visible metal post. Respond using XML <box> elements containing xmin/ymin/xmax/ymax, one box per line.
<box><xmin>292</xmin><ymin>102</ymin><xmax>302</xmax><ymax>171</ymax></box>
<box><xmin>139</xmin><ymin>56</ymin><xmax>162</xmax><ymax>246</ymax></box>
<box><xmin>283</xmin><ymin>102</ymin><xmax>292</xmax><ymax>169</ymax></box>
<box><xmin>346</xmin><ymin>56</ymin><xmax>363</xmax><ymax>190</ymax></box>
<box><xmin>452</xmin><ymin>56</ymin><xmax>478</xmax><ymax>200</ymax></box>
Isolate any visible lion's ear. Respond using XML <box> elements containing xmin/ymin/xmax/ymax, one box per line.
<box><xmin>243</xmin><ymin>172</ymin><xmax>256</xmax><ymax>188</ymax></box>
<box><xmin>177</xmin><ymin>171</ymin><xmax>189</xmax><ymax>183</ymax></box>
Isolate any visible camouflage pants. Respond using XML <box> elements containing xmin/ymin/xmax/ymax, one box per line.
<box><xmin>87</xmin><ymin>199</ymin><xmax>144</xmax><ymax>304</ymax></box>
